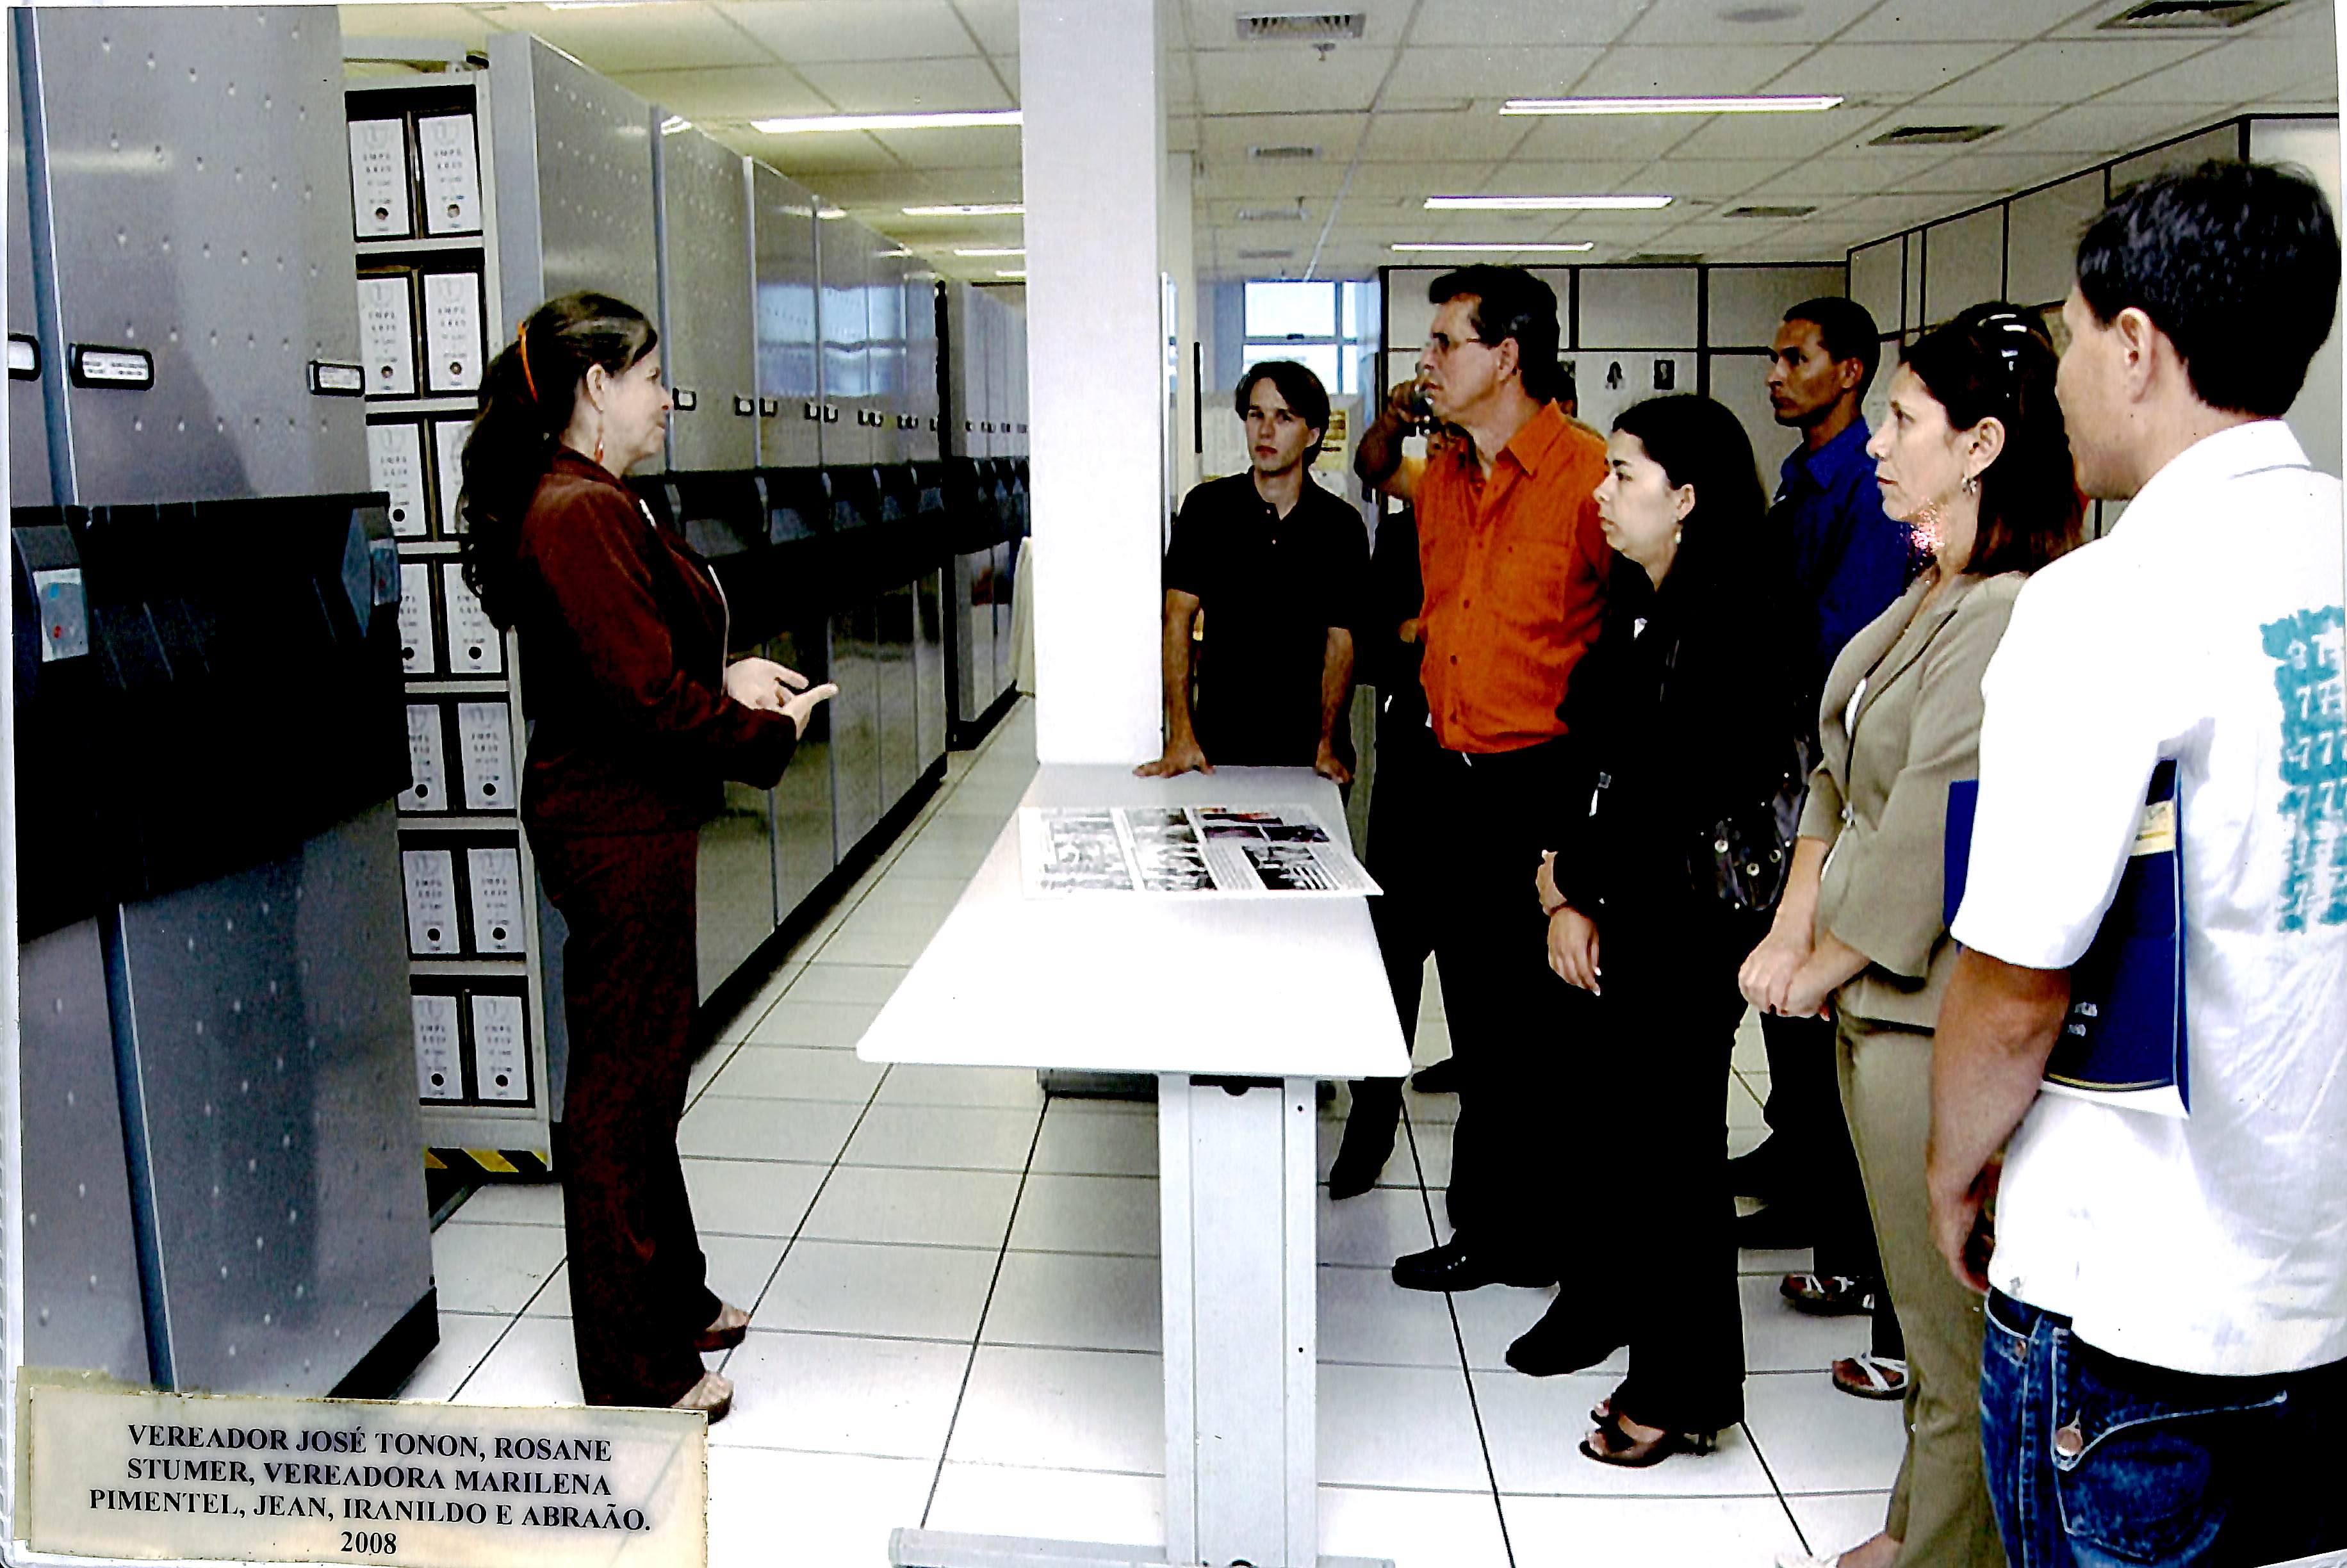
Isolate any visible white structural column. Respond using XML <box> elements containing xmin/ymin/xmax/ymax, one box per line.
<box><xmin>1020</xmin><ymin>0</ymin><xmax>1168</xmax><ymax>765</ymax></box>
<box><xmin>1164</xmin><ymin>150</ymin><xmax>1200</xmax><ymax>503</ymax></box>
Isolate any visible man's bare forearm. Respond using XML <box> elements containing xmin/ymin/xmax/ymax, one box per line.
<box><xmin>1160</xmin><ymin>593</ymin><xmax>1199</xmax><ymax>742</ymax></box>
<box><xmin>1928</xmin><ymin>947</ymin><xmax>2070</xmax><ymax>1214</ymax></box>
<box><xmin>1318</xmin><ymin>628</ymin><xmax>1355</xmax><ymax>751</ymax></box>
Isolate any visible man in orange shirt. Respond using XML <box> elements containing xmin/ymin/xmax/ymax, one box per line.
<box><xmin>1353</xmin><ymin>266</ymin><xmax>1612</xmax><ymax>1293</ymax></box>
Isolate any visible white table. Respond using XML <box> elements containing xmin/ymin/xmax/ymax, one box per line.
<box><xmin>859</xmin><ymin>764</ymin><xmax>1409</xmax><ymax>1568</ymax></box>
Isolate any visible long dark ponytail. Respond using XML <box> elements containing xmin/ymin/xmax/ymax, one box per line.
<box><xmin>457</xmin><ymin>291</ymin><xmax>658</xmax><ymax>628</ymax></box>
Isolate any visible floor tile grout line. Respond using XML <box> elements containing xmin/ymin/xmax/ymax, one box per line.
<box><xmin>917</xmin><ymin>1104</ymin><xmax>1055</xmax><ymax>1530</ymax></box>
<box><xmin>1398</xmin><ymin>1106</ymin><xmax>1521</xmax><ymax>1568</ymax></box>
<box><xmin>1739</xmin><ymin>1409</ymin><xmax>1815</xmax><ymax>1558</ymax></box>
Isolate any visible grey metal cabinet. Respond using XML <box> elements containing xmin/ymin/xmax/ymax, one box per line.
<box><xmin>904</xmin><ymin>271</ymin><xmax>943</xmax><ymax>465</ymax></box>
<box><xmin>751</xmin><ymin>162</ymin><xmax>822</xmax><ymax>470</ymax></box>
<box><xmin>817</xmin><ymin>224</ymin><xmax>872</xmax><ymax>466</ymax></box>
<box><xmin>655</xmin><ymin>124</ymin><xmax>756</xmax><ymax>472</ymax></box>
<box><xmin>766</xmin><ymin>617</ymin><xmax>836</xmax><ymax>919</ymax></box>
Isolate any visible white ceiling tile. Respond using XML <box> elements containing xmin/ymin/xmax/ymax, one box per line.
<box><xmin>1195</xmin><ymin>160</ymin><xmax>1355</xmax><ymax>199</ymax></box>
<box><xmin>786</xmin><ymin>55</ymin><xmax>1012</xmax><ymax>111</ymax></box>
<box><xmin>1503</xmin><ymin>116</ymin><xmax>1696</xmax><ymax>163</ymax></box>
<box><xmin>1839</xmin><ymin>0</ymin><xmax>2107</xmax><ymax>45</ymax></box>
<box><xmin>1990</xmin><ymin>101</ymin><xmax>2228</xmax><ymax>155</ymax></box>
<box><xmin>951</xmin><ymin>0</ymin><xmax>1018</xmax><ymax>54</ymax></box>
<box><xmin>1359</xmin><ymin>107</ymin><xmax>1531</xmax><ymax>161</ymax></box>
<box><xmin>1624</xmin><ymin>0</ymin><xmax>1877</xmax><ymax>44</ymax></box>
<box><xmin>1190</xmin><ymin>44</ymin><xmax>1396</xmax><ymax>114</ymax></box>
<box><xmin>1664</xmin><ymin>106</ymin><xmax>1892</xmax><ymax>160</ymax></box>
<box><xmin>1400</xmin><ymin>0</ymin><xmax>1651</xmax><ymax>47</ymax></box>
<box><xmin>1821</xmin><ymin>191</ymin><xmax>1991</xmax><ymax>241</ymax></box>
<box><xmin>724</xmin><ymin>1</ymin><xmax>979</xmax><ymax>61</ymax></box>
<box><xmin>1917</xmin><ymin>38</ymin><xmax>2218</xmax><ymax>104</ymax></box>
<box><xmin>1379</xmin><ymin>45</ymin><xmax>1606</xmax><ymax>108</ymax></box>
<box><xmin>497</xmin><ymin>3</ymin><xmax>765</xmax><ymax>73</ymax></box>
<box><xmin>337</xmin><ymin>4</ymin><xmax>499</xmax><ymax>42</ymax></box>
<box><xmin>1344</xmin><ymin>161</ymin><xmax>1500</xmax><ymax>197</ymax></box>
<box><xmin>1477</xmin><ymin>159</ymin><xmax>1660</xmax><ymax>194</ymax></box>
<box><xmin>612</xmin><ymin>63</ymin><xmax>829</xmax><ymax>118</ymax></box>
<box><xmin>1892</xmin><ymin>151</ymin><xmax>2097</xmax><ymax>193</ymax></box>
<box><xmin>2119</xmin><ymin>37</ymin><xmax>2341</xmax><ymax>104</ymax></box>
<box><xmin>1632</xmin><ymin>159</ymin><xmax>1801</xmax><ymax>199</ymax></box>
<box><xmin>1764</xmin><ymin>40</ymin><xmax>2008</xmax><ymax>96</ymax></box>
<box><xmin>1198</xmin><ymin>113</ymin><xmax>1371</xmax><ymax>162</ymax></box>
<box><xmin>1572</xmin><ymin>43</ymin><xmax>1815</xmax><ymax>97</ymax></box>
<box><xmin>735</xmin><ymin>130</ymin><xmax>910</xmax><ymax>175</ymax></box>
<box><xmin>868</xmin><ymin>126</ymin><xmax>1024</xmax><ymax>167</ymax></box>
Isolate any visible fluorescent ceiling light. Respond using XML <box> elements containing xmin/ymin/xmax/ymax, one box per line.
<box><xmin>954</xmin><ymin>247</ymin><xmax>1026</xmax><ymax>257</ymax></box>
<box><xmin>1391</xmin><ymin>241</ymin><xmax>1595</xmax><ymax>253</ymax></box>
<box><xmin>903</xmin><ymin>202</ymin><xmax>1026</xmax><ymax>218</ymax></box>
<box><xmin>996</xmin><ymin>270</ymin><xmax>1027</xmax><ymax>280</ymax></box>
<box><xmin>1503</xmin><ymin>94</ymin><xmax>1842</xmax><ymax>116</ymax></box>
<box><xmin>816</xmin><ymin>206</ymin><xmax>846</xmax><ymax>220</ymax></box>
<box><xmin>660</xmin><ymin>115</ymin><xmax>692</xmax><ymax>135</ymax></box>
<box><xmin>1426</xmin><ymin>194</ymin><xmax>1672</xmax><ymax>211</ymax></box>
<box><xmin>751</xmin><ymin>110</ymin><xmax>1022</xmax><ymax>135</ymax></box>
<box><xmin>879</xmin><ymin>247</ymin><xmax>919</xmax><ymax>257</ymax></box>
<box><xmin>543</xmin><ymin>3</ymin><xmax>647</xmax><ymax>10</ymax></box>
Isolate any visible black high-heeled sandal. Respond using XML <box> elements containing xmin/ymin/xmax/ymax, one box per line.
<box><xmin>1579</xmin><ymin>1409</ymin><xmax>1717</xmax><ymax>1469</ymax></box>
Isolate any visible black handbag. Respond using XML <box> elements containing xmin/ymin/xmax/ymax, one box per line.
<box><xmin>1692</xmin><ymin>731</ymin><xmax>1815</xmax><ymax>913</ymax></box>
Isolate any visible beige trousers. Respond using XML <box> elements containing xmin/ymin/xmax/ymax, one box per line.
<box><xmin>1836</xmin><ymin>1011</ymin><xmax>2004</xmax><ymax>1568</ymax></box>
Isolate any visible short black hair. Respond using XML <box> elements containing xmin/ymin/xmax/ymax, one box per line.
<box><xmin>1782</xmin><ymin>296</ymin><xmax>1882</xmax><ymax>400</ymax></box>
<box><xmin>1234</xmin><ymin>359</ymin><xmax>1331</xmax><ymax>462</ymax></box>
<box><xmin>1428</xmin><ymin>265</ymin><xmax>1561</xmax><ymax>400</ymax></box>
<box><xmin>2076</xmin><ymin>159</ymin><xmax>2341</xmax><ymax>417</ymax></box>
<box><xmin>1555</xmin><ymin>360</ymin><xmax>1578</xmax><ymax>407</ymax></box>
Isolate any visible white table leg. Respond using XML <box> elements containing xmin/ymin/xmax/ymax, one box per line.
<box><xmin>891</xmin><ymin>1073</ymin><xmax>1388</xmax><ymax>1568</ymax></box>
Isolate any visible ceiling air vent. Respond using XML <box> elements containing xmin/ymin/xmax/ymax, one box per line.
<box><xmin>1249</xmin><ymin>144</ymin><xmax>1321</xmax><ymax>161</ymax></box>
<box><xmin>1724</xmin><ymin>204</ymin><xmax>1818</xmax><ymax>218</ymax></box>
<box><xmin>1236</xmin><ymin>11</ymin><xmax>1367</xmax><ymax>43</ymax></box>
<box><xmin>1238</xmin><ymin>249</ymin><xmax>1296</xmax><ymax>260</ymax></box>
<box><xmin>1234</xmin><ymin>204</ymin><xmax>1309</xmax><ymax>222</ymax></box>
<box><xmin>1870</xmin><ymin>124</ymin><xmax>2001</xmax><ymax>146</ymax></box>
<box><xmin>1624</xmin><ymin>252</ymin><xmax>1703</xmax><ymax>265</ymax></box>
<box><xmin>2099</xmin><ymin>0</ymin><xmax>2288</xmax><ymax>28</ymax></box>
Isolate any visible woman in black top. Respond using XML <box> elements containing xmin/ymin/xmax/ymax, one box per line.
<box><xmin>1518</xmin><ymin>394</ymin><xmax>1806</xmax><ymax>1466</ymax></box>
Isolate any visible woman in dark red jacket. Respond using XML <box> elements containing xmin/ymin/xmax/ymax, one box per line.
<box><xmin>458</xmin><ymin>292</ymin><xmax>835</xmax><ymax>1421</ymax></box>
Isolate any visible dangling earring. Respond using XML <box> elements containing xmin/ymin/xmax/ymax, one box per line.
<box><xmin>1962</xmin><ymin>473</ymin><xmax>1980</xmax><ymax>496</ymax></box>
<box><xmin>1672</xmin><ymin>525</ymin><xmax>1684</xmax><ymax>547</ymax></box>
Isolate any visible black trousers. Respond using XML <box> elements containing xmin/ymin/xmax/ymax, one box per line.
<box><xmin>534</xmin><ymin>829</ymin><xmax>721</xmax><ymax>1408</ymax></box>
<box><xmin>1401</xmin><ymin>738</ymin><xmax>1576</xmax><ymax>1270</ymax></box>
<box><xmin>1346</xmin><ymin>701</ymin><xmax>1441</xmax><ymax>1147</ymax></box>
<box><xmin>1585</xmin><ymin>899</ymin><xmax>1760</xmax><ymax>1435</ymax></box>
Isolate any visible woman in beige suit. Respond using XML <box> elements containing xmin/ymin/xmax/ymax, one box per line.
<box><xmin>1742</xmin><ymin>304</ymin><xmax>2082</xmax><ymax>1568</ymax></box>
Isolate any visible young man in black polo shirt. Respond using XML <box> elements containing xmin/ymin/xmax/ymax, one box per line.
<box><xmin>1137</xmin><ymin>360</ymin><xmax>1366</xmax><ymax>778</ymax></box>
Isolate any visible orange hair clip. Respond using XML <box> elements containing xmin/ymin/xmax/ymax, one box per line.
<box><xmin>516</xmin><ymin>320</ymin><xmax>538</xmax><ymax>402</ymax></box>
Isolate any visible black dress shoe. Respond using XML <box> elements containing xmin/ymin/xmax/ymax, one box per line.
<box><xmin>1327</xmin><ymin>1127</ymin><xmax>1394</xmax><ymax>1202</ymax></box>
<box><xmin>1505</xmin><ymin>1298</ymin><xmax>1625</xmax><ymax>1378</ymax></box>
<box><xmin>1735</xmin><ymin>1202</ymin><xmax>1814</xmax><ymax>1252</ymax></box>
<box><xmin>1409</xmin><ymin>1057</ymin><xmax>1462</xmax><ymax>1095</ymax></box>
<box><xmin>1391</xmin><ymin>1237</ymin><xmax>1556</xmax><ymax>1293</ymax></box>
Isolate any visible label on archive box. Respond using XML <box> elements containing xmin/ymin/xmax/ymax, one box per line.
<box><xmin>417</xmin><ymin>112</ymin><xmax>483</xmax><ymax>235</ymax></box>
<box><xmin>434</xmin><ymin>419</ymin><xmax>469</xmax><ymax>534</ymax></box>
<box><xmin>348</xmin><ymin>118</ymin><xmax>412</xmax><ymax>239</ymax></box>
<box><xmin>400</xmin><ymin>704</ymin><xmax>448</xmax><ymax>812</ymax></box>
<box><xmin>412</xmin><ymin>992</ymin><xmax>462</xmax><ymax>1100</ymax></box>
<box><xmin>366</xmin><ymin>422</ymin><xmax>427</xmax><ymax>537</ymax></box>
<box><xmin>402</xmin><ymin>849</ymin><xmax>460</xmax><ymax>955</ymax></box>
<box><xmin>470</xmin><ymin>993</ymin><xmax>530</xmax><ymax>1102</ymax></box>
<box><xmin>440</xmin><ymin>564</ymin><xmax>502</xmax><ymax>673</ymax></box>
<box><xmin>356</xmin><ymin>275</ymin><xmax>416</xmax><ymax>398</ymax></box>
<box><xmin>455</xmin><ymin>702</ymin><xmax>513</xmax><ymax>811</ymax></box>
<box><xmin>423</xmin><ymin>272</ymin><xmax>484</xmax><ymax>395</ymax></box>
<box><xmin>397</xmin><ymin>563</ymin><xmax>436</xmax><ymax>675</ymax></box>
<box><xmin>467</xmin><ymin>846</ymin><xmax>528</xmax><ymax>954</ymax></box>
<box><xmin>19</xmin><ymin>1380</ymin><xmax>706</xmax><ymax>1568</ymax></box>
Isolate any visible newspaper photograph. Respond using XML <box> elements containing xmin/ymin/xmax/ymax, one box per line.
<box><xmin>1020</xmin><ymin>804</ymin><xmax>1380</xmax><ymax>899</ymax></box>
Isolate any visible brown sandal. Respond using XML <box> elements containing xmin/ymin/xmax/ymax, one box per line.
<box><xmin>693</xmin><ymin>1300</ymin><xmax>751</xmax><ymax>1353</ymax></box>
<box><xmin>1579</xmin><ymin>1408</ymin><xmax>1717</xmax><ymax>1468</ymax></box>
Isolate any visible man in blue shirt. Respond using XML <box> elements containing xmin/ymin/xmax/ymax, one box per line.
<box><xmin>1735</xmin><ymin>298</ymin><xmax>1914</xmax><ymax>1302</ymax></box>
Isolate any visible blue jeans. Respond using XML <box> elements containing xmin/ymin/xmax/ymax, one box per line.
<box><xmin>1981</xmin><ymin>1289</ymin><xmax>2347</xmax><ymax>1567</ymax></box>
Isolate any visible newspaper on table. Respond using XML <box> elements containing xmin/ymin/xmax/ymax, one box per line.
<box><xmin>1019</xmin><ymin>803</ymin><xmax>1380</xmax><ymax>898</ymax></box>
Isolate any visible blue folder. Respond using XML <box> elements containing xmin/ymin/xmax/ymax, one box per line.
<box><xmin>1945</xmin><ymin>761</ymin><xmax>2189</xmax><ymax>1116</ymax></box>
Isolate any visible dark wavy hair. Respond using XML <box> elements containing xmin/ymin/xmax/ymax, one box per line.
<box><xmin>1899</xmin><ymin>303</ymin><xmax>2082</xmax><ymax>577</ymax></box>
<box><xmin>457</xmin><ymin>291</ymin><xmax>658</xmax><ymax>628</ymax></box>
<box><xmin>1234</xmin><ymin>359</ymin><xmax>1332</xmax><ymax>462</ymax></box>
<box><xmin>1608</xmin><ymin>394</ymin><xmax>1769</xmax><ymax>600</ymax></box>
<box><xmin>2077</xmin><ymin>159</ymin><xmax>2339</xmax><ymax>417</ymax></box>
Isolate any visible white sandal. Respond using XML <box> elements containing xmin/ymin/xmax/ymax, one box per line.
<box><xmin>1831</xmin><ymin>1352</ymin><xmax>1908</xmax><ymax>1400</ymax></box>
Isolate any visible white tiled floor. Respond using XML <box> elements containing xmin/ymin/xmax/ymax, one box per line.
<box><xmin>416</xmin><ymin>699</ymin><xmax>1902</xmax><ymax>1565</ymax></box>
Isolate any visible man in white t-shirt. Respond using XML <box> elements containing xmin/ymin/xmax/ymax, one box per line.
<box><xmin>1929</xmin><ymin>160</ymin><xmax>2347</xmax><ymax>1568</ymax></box>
